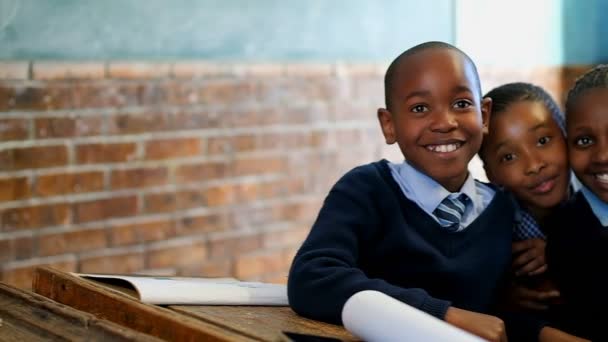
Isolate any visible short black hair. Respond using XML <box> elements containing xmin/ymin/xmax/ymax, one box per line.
<box><xmin>479</xmin><ymin>82</ymin><xmax>564</xmax><ymax>163</ymax></box>
<box><xmin>565</xmin><ymin>64</ymin><xmax>608</xmax><ymax>116</ymax></box>
<box><xmin>383</xmin><ymin>41</ymin><xmax>481</xmax><ymax>110</ymax></box>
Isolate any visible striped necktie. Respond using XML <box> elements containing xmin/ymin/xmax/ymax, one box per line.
<box><xmin>434</xmin><ymin>194</ymin><xmax>467</xmax><ymax>232</ymax></box>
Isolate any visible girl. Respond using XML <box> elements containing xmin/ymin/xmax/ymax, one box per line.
<box><xmin>479</xmin><ymin>83</ymin><xmax>587</xmax><ymax>341</ymax></box>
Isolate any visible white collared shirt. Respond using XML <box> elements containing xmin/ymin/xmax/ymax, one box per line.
<box><xmin>388</xmin><ymin>160</ymin><xmax>495</xmax><ymax>231</ymax></box>
<box><xmin>580</xmin><ymin>185</ymin><xmax>608</xmax><ymax>227</ymax></box>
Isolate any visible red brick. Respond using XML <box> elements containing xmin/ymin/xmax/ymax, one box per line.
<box><xmin>144</xmin><ymin>138</ymin><xmax>201</xmax><ymax>160</ymax></box>
<box><xmin>79</xmin><ymin>250</ymin><xmax>144</xmax><ymax>274</ymax></box>
<box><xmin>208</xmin><ymin>233</ymin><xmax>262</xmax><ymax>259</ymax></box>
<box><xmin>147</xmin><ymin>241</ymin><xmax>207</xmax><ymax>269</ymax></box>
<box><xmin>204</xmin><ymin>185</ymin><xmax>235</xmax><ymax>207</ymax></box>
<box><xmin>263</xmin><ymin>225</ymin><xmax>309</xmax><ymax>248</ymax></box>
<box><xmin>107</xmin><ymin>112</ymin><xmax>170</xmax><ymax>135</ymax></box>
<box><xmin>143</xmin><ymin>192</ymin><xmax>177</xmax><ymax>213</ymax></box>
<box><xmin>1</xmin><ymin>203</ymin><xmax>70</xmax><ymax>231</ymax></box>
<box><xmin>262</xmin><ymin>273</ymin><xmax>288</xmax><ymax>284</ymax></box>
<box><xmin>10</xmin><ymin>84</ymin><xmax>76</xmax><ymax>111</ymax></box>
<box><xmin>224</xmin><ymin>108</ymin><xmax>282</xmax><ymax>127</ymax></box>
<box><xmin>175</xmin><ymin>161</ymin><xmax>229</xmax><ymax>184</ymax></box>
<box><xmin>170</xmin><ymin>110</ymin><xmax>221</xmax><ymax>130</ymax></box>
<box><xmin>191</xmin><ymin>80</ymin><xmax>256</xmax><ymax>106</ymax></box>
<box><xmin>35</xmin><ymin>171</ymin><xmax>104</xmax><ymax>197</ymax></box>
<box><xmin>76</xmin><ymin>143</ymin><xmax>137</xmax><ymax>164</ymax></box>
<box><xmin>108</xmin><ymin>62</ymin><xmax>171</xmax><ymax>79</ymax></box>
<box><xmin>110</xmin><ymin>167</ymin><xmax>168</xmax><ymax>189</ymax></box>
<box><xmin>2</xmin><ymin>257</ymin><xmax>76</xmax><ymax>289</ymax></box>
<box><xmin>0</xmin><ymin>177</ymin><xmax>30</xmax><ymax>202</ymax></box>
<box><xmin>0</xmin><ymin>239</ymin><xmax>10</xmax><ymax>263</ymax></box>
<box><xmin>232</xmin><ymin>156</ymin><xmax>286</xmax><ymax>176</ymax></box>
<box><xmin>0</xmin><ymin>61</ymin><xmax>29</xmax><ymax>80</ymax></box>
<box><xmin>0</xmin><ymin>85</ymin><xmax>16</xmax><ymax>111</ymax></box>
<box><xmin>176</xmin><ymin>189</ymin><xmax>207</xmax><ymax>210</ymax></box>
<box><xmin>39</xmin><ymin>228</ymin><xmax>107</xmax><ymax>256</ymax></box>
<box><xmin>207</xmin><ymin>135</ymin><xmax>255</xmax><ymax>155</ymax></box>
<box><xmin>234</xmin><ymin>249</ymin><xmax>287</xmax><ymax>279</ymax></box>
<box><xmin>72</xmin><ymin>82</ymin><xmax>140</xmax><ymax>109</ymax></box>
<box><xmin>109</xmin><ymin>219</ymin><xmax>175</xmax><ymax>246</ymax></box>
<box><xmin>35</xmin><ymin>116</ymin><xmax>103</xmax><ymax>138</ymax></box>
<box><xmin>0</xmin><ymin>145</ymin><xmax>68</xmax><ymax>171</ymax></box>
<box><xmin>177</xmin><ymin>213</ymin><xmax>229</xmax><ymax>235</ymax></box>
<box><xmin>0</xmin><ymin>119</ymin><xmax>29</xmax><ymax>141</ymax></box>
<box><xmin>73</xmin><ymin>196</ymin><xmax>138</xmax><ymax>223</ymax></box>
<box><xmin>180</xmin><ymin>259</ymin><xmax>233</xmax><ymax>278</ymax></box>
<box><xmin>13</xmin><ymin>236</ymin><xmax>36</xmax><ymax>260</ymax></box>
<box><xmin>33</xmin><ymin>62</ymin><xmax>105</xmax><ymax>80</ymax></box>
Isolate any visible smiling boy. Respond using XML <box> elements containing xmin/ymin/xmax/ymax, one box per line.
<box><xmin>288</xmin><ymin>42</ymin><xmax>515</xmax><ymax>341</ymax></box>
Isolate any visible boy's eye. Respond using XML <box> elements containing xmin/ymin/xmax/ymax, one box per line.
<box><xmin>574</xmin><ymin>136</ymin><xmax>594</xmax><ymax>147</ymax></box>
<box><xmin>537</xmin><ymin>136</ymin><xmax>551</xmax><ymax>146</ymax></box>
<box><xmin>453</xmin><ymin>100</ymin><xmax>473</xmax><ymax>109</ymax></box>
<box><xmin>411</xmin><ymin>104</ymin><xmax>429</xmax><ymax>113</ymax></box>
<box><xmin>500</xmin><ymin>153</ymin><xmax>516</xmax><ymax>162</ymax></box>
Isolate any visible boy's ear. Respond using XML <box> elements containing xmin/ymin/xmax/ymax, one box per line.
<box><xmin>481</xmin><ymin>97</ymin><xmax>492</xmax><ymax>135</ymax></box>
<box><xmin>377</xmin><ymin>108</ymin><xmax>396</xmax><ymax>144</ymax></box>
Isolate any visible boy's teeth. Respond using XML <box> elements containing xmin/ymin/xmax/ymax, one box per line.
<box><xmin>595</xmin><ymin>173</ymin><xmax>608</xmax><ymax>182</ymax></box>
<box><xmin>427</xmin><ymin>143</ymin><xmax>460</xmax><ymax>153</ymax></box>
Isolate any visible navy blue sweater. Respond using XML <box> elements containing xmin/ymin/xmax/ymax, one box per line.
<box><xmin>288</xmin><ymin>160</ymin><xmax>514</xmax><ymax>325</ymax></box>
<box><xmin>546</xmin><ymin>191</ymin><xmax>608</xmax><ymax>341</ymax></box>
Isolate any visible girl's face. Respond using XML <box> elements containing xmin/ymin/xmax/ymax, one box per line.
<box><xmin>483</xmin><ymin>101</ymin><xmax>569</xmax><ymax>211</ymax></box>
<box><xmin>568</xmin><ymin>88</ymin><xmax>608</xmax><ymax>203</ymax></box>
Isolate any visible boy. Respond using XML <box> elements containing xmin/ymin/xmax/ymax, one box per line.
<box><xmin>546</xmin><ymin>65</ymin><xmax>608</xmax><ymax>341</ymax></box>
<box><xmin>288</xmin><ymin>42</ymin><xmax>511</xmax><ymax>341</ymax></box>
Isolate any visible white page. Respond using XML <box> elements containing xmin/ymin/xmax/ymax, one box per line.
<box><xmin>342</xmin><ymin>290</ymin><xmax>484</xmax><ymax>342</ymax></box>
<box><xmin>75</xmin><ymin>273</ymin><xmax>288</xmax><ymax>306</ymax></box>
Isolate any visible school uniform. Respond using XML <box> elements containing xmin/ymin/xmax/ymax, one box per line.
<box><xmin>288</xmin><ymin>160</ymin><xmax>521</xmax><ymax>333</ymax></box>
<box><xmin>547</xmin><ymin>188</ymin><xmax>608</xmax><ymax>341</ymax></box>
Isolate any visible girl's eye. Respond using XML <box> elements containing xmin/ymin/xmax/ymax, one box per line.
<box><xmin>575</xmin><ymin>136</ymin><xmax>593</xmax><ymax>146</ymax></box>
<box><xmin>411</xmin><ymin>104</ymin><xmax>428</xmax><ymax>113</ymax></box>
<box><xmin>537</xmin><ymin>136</ymin><xmax>551</xmax><ymax>146</ymax></box>
<box><xmin>453</xmin><ymin>100</ymin><xmax>472</xmax><ymax>109</ymax></box>
<box><xmin>501</xmin><ymin>153</ymin><xmax>516</xmax><ymax>162</ymax></box>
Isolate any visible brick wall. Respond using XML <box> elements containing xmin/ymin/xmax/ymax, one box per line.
<box><xmin>0</xmin><ymin>61</ymin><xmax>590</xmax><ymax>289</ymax></box>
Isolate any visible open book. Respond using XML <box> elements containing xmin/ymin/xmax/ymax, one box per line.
<box><xmin>74</xmin><ymin>273</ymin><xmax>288</xmax><ymax>306</ymax></box>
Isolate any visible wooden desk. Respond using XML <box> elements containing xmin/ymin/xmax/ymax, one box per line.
<box><xmin>0</xmin><ymin>281</ymin><xmax>161</xmax><ymax>341</ymax></box>
<box><xmin>33</xmin><ymin>267</ymin><xmax>356</xmax><ymax>341</ymax></box>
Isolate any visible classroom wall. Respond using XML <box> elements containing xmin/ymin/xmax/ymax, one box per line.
<box><xmin>0</xmin><ymin>0</ymin><xmax>603</xmax><ymax>289</ymax></box>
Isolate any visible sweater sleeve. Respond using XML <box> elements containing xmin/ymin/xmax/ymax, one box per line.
<box><xmin>287</xmin><ymin>166</ymin><xmax>451</xmax><ymax>325</ymax></box>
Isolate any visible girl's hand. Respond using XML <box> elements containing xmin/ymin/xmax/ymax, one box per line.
<box><xmin>512</xmin><ymin>238</ymin><xmax>547</xmax><ymax>276</ymax></box>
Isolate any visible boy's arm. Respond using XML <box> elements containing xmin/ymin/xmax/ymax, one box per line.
<box><xmin>287</xmin><ymin>170</ymin><xmax>450</xmax><ymax>325</ymax></box>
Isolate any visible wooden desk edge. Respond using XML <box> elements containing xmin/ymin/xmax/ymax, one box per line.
<box><xmin>32</xmin><ymin>266</ymin><xmax>258</xmax><ymax>342</ymax></box>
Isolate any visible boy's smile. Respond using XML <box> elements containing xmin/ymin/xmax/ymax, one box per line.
<box><xmin>482</xmin><ymin>101</ymin><xmax>569</xmax><ymax>211</ymax></box>
<box><xmin>568</xmin><ymin>88</ymin><xmax>608</xmax><ymax>202</ymax></box>
<box><xmin>378</xmin><ymin>48</ymin><xmax>488</xmax><ymax>192</ymax></box>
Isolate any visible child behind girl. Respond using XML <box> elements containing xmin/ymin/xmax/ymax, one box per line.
<box><xmin>478</xmin><ymin>83</ymin><xmax>589</xmax><ymax>341</ymax></box>
<box><xmin>546</xmin><ymin>65</ymin><xmax>608</xmax><ymax>341</ymax></box>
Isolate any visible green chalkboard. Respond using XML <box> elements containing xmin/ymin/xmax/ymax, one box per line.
<box><xmin>0</xmin><ymin>0</ymin><xmax>454</xmax><ymax>61</ymax></box>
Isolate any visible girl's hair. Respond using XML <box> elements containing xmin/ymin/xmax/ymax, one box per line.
<box><xmin>479</xmin><ymin>82</ymin><xmax>565</xmax><ymax>162</ymax></box>
<box><xmin>565</xmin><ymin>64</ymin><xmax>608</xmax><ymax>115</ymax></box>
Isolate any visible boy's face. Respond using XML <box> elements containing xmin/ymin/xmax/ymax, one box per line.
<box><xmin>482</xmin><ymin>101</ymin><xmax>569</xmax><ymax>210</ymax></box>
<box><xmin>378</xmin><ymin>48</ymin><xmax>489</xmax><ymax>192</ymax></box>
<box><xmin>568</xmin><ymin>88</ymin><xmax>608</xmax><ymax>203</ymax></box>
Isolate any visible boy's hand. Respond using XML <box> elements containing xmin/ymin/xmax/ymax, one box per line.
<box><xmin>445</xmin><ymin>306</ymin><xmax>508</xmax><ymax>342</ymax></box>
<box><xmin>507</xmin><ymin>283</ymin><xmax>560</xmax><ymax>311</ymax></box>
<box><xmin>512</xmin><ymin>238</ymin><xmax>547</xmax><ymax>276</ymax></box>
